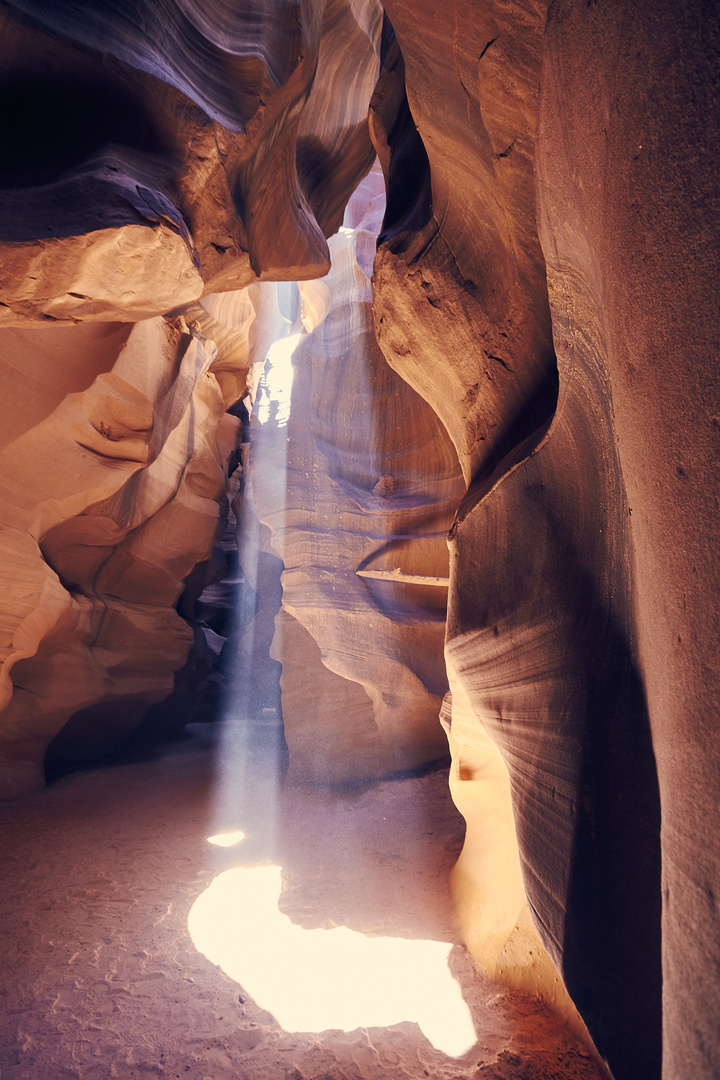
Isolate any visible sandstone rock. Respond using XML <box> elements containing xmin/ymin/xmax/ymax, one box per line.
<box><xmin>249</xmin><ymin>167</ymin><xmax>466</xmax><ymax>782</ymax></box>
<box><xmin>0</xmin><ymin>0</ymin><xmax>383</xmax><ymax>324</ymax></box>
<box><xmin>0</xmin><ymin>6</ymin><xmax>717</xmax><ymax>1079</ymax></box>
<box><xmin>535</xmin><ymin>5</ymin><xmax>720</xmax><ymax>1077</ymax></box>
<box><xmin>370</xmin><ymin>3</ymin><xmax>719</xmax><ymax>1079</ymax></box>
<box><xmin>372</xmin><ymin>0</ymin><xmax>557</xmax><ymax>484</ymax></box>
<box><xmin>0</xmin><ymin>317</ymin><xmax>231</xmax><ymax>796</ymax></box>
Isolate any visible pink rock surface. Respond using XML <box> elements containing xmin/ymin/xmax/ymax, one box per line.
<box><xmin>0</xmin><ymin>317</ymin><xmax>231</xmax><ymax>795</ymax></box>
<box><xmin>248</xmin><ymin>169</ymin><xmax>466</xmax><ymax>782</ymax></box>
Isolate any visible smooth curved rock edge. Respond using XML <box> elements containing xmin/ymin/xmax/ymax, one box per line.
<box><xmin>0</xmin><ymin>0</ymin><xmax>381</xmax><ymax>320</ymax></box>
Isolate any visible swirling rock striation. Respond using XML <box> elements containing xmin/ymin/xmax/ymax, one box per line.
<box><xmin>0</xmin><ymin>315</ymin><xmax>245</xmax><ymax>796</ymax></box>
<box><xmin>249</xmin><ymin>167</ymin><xmax>466</xmax><ymax>783</ymax></box>
<box><xmin>0</xmin><ymin>0</ymin><xmax>381</xmax><ymax>322</ymax></box>
<box><xmin>535</xmin><ymin>5</ymin><xmax>720</xmax><ymax>1077</ymax></box>
<box><xmin>371</xmin><ymin>3</ymin><xmax>720</xmax><ymax>1079</ymax></box>
<box><xmin>0</xmin><ymin>5</ymin><xmax>717</xmax><ymax>1080</ymax></box>
<box><xmin>371</xmin><ymin>0</ymin><xmax>557</xmax><ymax>488</ymax></box>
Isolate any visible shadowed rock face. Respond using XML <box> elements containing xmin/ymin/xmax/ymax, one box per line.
<box><xmin>372</xmin><ymin>2</ymin><xmax>718</xmax><ymax>1079</ymax></box>
<box><xmin>535</xmin><ymin>7</ymin><xmax>720</xmax><ymax>1078</ymax></box>
<box><xmin>0</xmin><ymin>3</ymin><xmax>718</xmax><ymax>1079</ymax></box>
<box><xmin>0</xmin><ymin>0</ymin><xmax>381</xmax><ymax>321</ymax></box>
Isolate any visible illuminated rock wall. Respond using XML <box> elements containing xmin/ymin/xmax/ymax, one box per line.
<box><xmin>249</xmin><ymin>168</ymin><xmax>466</xmax><ymax>783</ymax></box>
<box><xmin>0</xmin><ymin>316</ymin><xmax>232</xmax><ymax>796</ymax></box>
<box><xmin>0</xmin><ymin>0</ymin><xmax>384</xmax><ymax>796</ymax></box>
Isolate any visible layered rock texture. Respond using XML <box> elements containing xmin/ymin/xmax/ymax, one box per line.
<box><xmin>0</xmin><ymin>0</ymin><xmax>385</xmax><ymax>795</ymax></box>
<box><xmin>0</xmin><ymin>3</ymin><xmax>718</xmax><ymax>1080</ymax></box>
<box><xmin>249</xmin><ymin>167</ymin><xmax>465</xmax><ymax>783</ymax></box>
<box><xmin>371</xmin><ymin>3</ymin><xmax>719</xmax><ymax>1079</ymax></box>
<box><xmin>0</xmin><ymin>0</ymin><xmax>381</xmax><ymax>320</ymax></box>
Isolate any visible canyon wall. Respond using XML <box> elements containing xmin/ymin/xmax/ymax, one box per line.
<box><xmin>249</xmin><ymin>167</ymin><xmax>466</xmax><ymax>784</ymax></box>
<box><xmin>536</xmin><ymin>8</ymin><xmax>720</xmax><ymax>1078</ymax></box>
<box><xmin>372</xmin><ymin>2</ymin><xmax>719</xmax><ymax>1079</ymax></box>
<box><xmin>0</xmin><ymin>0</ymin><xmax>386</xmax><ymax>796</ymax></box>
<box><xmin>0</xmin><ymin>3</ymin><xmax>718</xmax><ymax>1080</ymax></box>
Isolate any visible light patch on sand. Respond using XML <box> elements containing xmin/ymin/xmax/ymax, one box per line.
<box><xmin>207</xmin><ymin>831</ymin><xmax>247</xmax><ymax>848</ymax></box>
<box><xmin>188</xmin><ymin>863</ymin><xmax>477</xmax><ymax>1058</ymax></box>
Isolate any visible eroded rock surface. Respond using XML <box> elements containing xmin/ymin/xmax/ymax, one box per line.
<box><xmin>0</xmin><ymin>4</ymin><xmax>717</xmax><ymax>1080</ymax></box>
<box><xmin>0</xmin><ymin>0</ymin><xmax>381</xmax><ymax>322</ymax></box>
<box><xmin>369</xmin><ymin>3</ymin><xmax>719</xmax><ymax>1079</ymax></box>
<box><xmin>249</xmin><ymin>169</ymin><xmax>466</xmax><ymax>783</ymax></box>
<box><xmin>371</xmin><ymin>0</ymin><xmax>557</xmax><ymax>486</ymax></box>
<box><xmin>535</xmin><ymin>6</ymin><xmax>720</xmax><ymax>1077</ymax></box>
<box><xmin>0</xmin><ymin>316</ymin><xmax>232</xmax><ymax>795</ymax></box>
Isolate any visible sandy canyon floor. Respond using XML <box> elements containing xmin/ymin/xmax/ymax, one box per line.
<box><xmin>1</xmin><ymin>730</ymin><xmax>605</xmax><ymax>1080</ymax></box>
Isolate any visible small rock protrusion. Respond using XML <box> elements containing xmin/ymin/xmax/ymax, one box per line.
<box><xmin>373</xmin><ymin>474</ymin><xmax>395</xmax><ymax>498</ymax></box>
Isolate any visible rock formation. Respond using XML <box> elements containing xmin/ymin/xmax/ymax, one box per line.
<box><xmin>0</xmin><ymin>0</ymin><xmax>382</xmax><ymax>321</ymax></box>
<box><xmin>0</xmin><ymin>0</ymin><xmax>385</xmax><ymax>796</ymax></box>
<box><xmin>249</xmin><ymin>166</ymin><xmax>466</xmax><ymax>783</ymax></box>
<box><xmin>371</xmin><ymin>3</ymin><xmax>719</xmax><ymax>1079</ymax></box>
<box><xmin>0</xmin><ymin>3</ymin><xmax>718</xmax><ymax>1080</ymax></box>
<box><xmin>535</xmin><ymin>9</ymin><xmax>720</xmax><ymax>1078</ymax></box>
<box><xmin>0</xmin><ymin>316</ymin><xmax>229</xmax><ymax>793</ymax></box>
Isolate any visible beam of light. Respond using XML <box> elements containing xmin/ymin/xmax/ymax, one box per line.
<box><xmin>191</xmin><ymin>164</ymin><xmax>478</xmax><ymax>1060</ymax></box>
<box><xmin>188</xmin><ymin>857</ymin><xmax>477</xmax><ymax>1059</ymax></box>
<box><xmin>255</xmin><ymin>332</ymin><xmax>303</xmax><ymax>428</ymax></box>
<box><xmin>205</xmin><ymin>284</ymin><xmax>298</xmax><ymax>859</ymax></box>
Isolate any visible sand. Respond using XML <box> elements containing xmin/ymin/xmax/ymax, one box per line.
<box><xmin>0</xmin><ymin>733</ymin><xmax>605</xmax><ymax>1080</ymax></box>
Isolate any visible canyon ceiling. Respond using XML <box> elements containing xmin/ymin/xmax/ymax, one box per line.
<box><xmin>0</xmin><ymin>2</ymin><xmax>718</xmax><ymax>1080</ymax></box>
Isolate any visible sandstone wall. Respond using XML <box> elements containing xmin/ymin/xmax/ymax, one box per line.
<box><xmin>249</xmin><ymin>168</ymin><xmax>466</xmax><ymax>783</ymax></box>
<box><xmin>0</xmin><ymin>0</ymin><xmax>385</xmax><ymax>792</ymax></box>
<box><xmin>371</xmin><ymin>2</ymin><xmax>719</xmax><ymax>1078</ymax></box>
<box><xmin>536</xmin><ymin>6</ymin><xmax>720</xmax><ymax>1077</ymax></box>
<box><xmin>0</xmin><ymin>4</ymin><xmax>717</xmax><ymax>1079</ymax></box>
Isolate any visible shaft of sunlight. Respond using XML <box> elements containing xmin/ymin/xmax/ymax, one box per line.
<box><xmin>255</xmin><ymin>332</ymin><xmax>303</xmax><ymax>428</ymax></box>
<box><xmin>194</xmin><ymin>162</ymin><xmax>477</xmax><ymax>1061</ymax></box>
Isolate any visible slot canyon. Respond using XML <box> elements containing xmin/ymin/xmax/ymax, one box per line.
<box><xmin>0</xmin><ymin>2</ymin><xmax>718</xmax><ymax>1079</ymax></box>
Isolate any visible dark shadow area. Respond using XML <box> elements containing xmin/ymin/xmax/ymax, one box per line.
<box><xmin>4</xmin><ymin>0</ymin><xmax>277</xmax><ymax>130</ymax></box>
<box><xmin>297</xmin><ymin>126</ymin><xmax>378</xmax><ymax>240</ymax></box>
<box><xmin>559</xmin><ymin>569</ymin><xmax>662</xmax><ymax>1080</ymax></box>
<box><xmin>0</xmin><ymin>77</ymin><xmax>171</xmax><ymax>189</ymax></box>
<box><xmin>498</xmin><ymin>517</ymin><xmax>663</xmax><ymax>1080</ymax></box>
<box><xmin>371</xmin><ymin>14</ymin><xmax>433</xmax><ymax>248</ymax></box>
<box><xmin>451</xmin><ymin>368</ymin><xmax>559</xmax><ymax>534</ymax></box>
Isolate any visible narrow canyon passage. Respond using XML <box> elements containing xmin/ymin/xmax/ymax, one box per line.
<box><xmin>0</xmin><ymin>732</ymin><xmax>604</xmax><ymax>1080</ymax></box>
<box><xmin>0</xmin><ymin>159</ymin><xmax>600</xmax><ymax>1080</ymax></box>
<box><xmin>0</xmin><ymin>4</ymin><xmax>717</xmax><ymax>1078</ymax></box>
